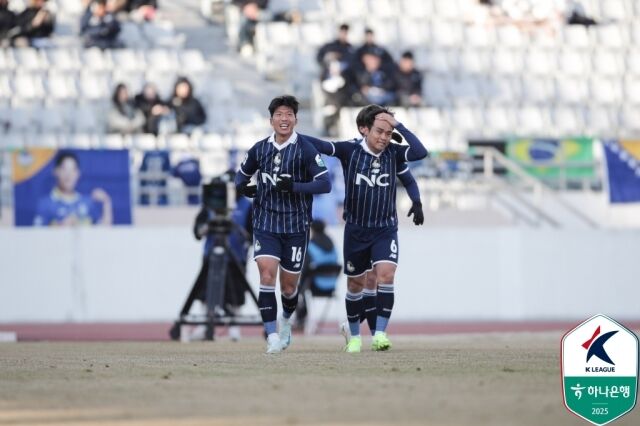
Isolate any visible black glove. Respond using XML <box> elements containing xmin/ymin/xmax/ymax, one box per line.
<box><xmin>407</xmin><ymin>201</ymin><xmax>424</xmax><ymax>225</ymax></box>
<box><xmin>275</xmin><ymin>175</ymin><xmax>294</xmax><ymax>192</ymax></box>
<box><xmin>237</xmin><ymin>182</ymin><xmax>257</xmax><ymax>198</ymax></box>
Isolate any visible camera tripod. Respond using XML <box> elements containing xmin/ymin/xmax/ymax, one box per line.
<box><xmin>169</xmin><ymin>216</ymin><xmax>262</xmax><ymax>341</ymax></box>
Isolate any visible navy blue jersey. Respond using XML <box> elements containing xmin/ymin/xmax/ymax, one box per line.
<box><xmin>239</xmin><ymin>132</ymin><xmax>329</xmax><ymax>233</ymax></box>
<box><xmin>331</xmin><ymin>139</ymin><xmax>409</xmax><ymax>228</ymax></box>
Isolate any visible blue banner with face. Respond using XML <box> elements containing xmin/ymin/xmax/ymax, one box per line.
<box><xmin>12</xmin><ymin>148</ymin><xmax>132</xmax><ymax>227</ymax></box>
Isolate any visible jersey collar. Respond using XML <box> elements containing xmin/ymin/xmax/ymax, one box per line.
<box><xmin>360</xmin><ymin>138</ymin><xmax>382</xmax><ymax>158</ymax></box>
<box><xmin>52</xmin><ymin>187</ymin><xmax>80</xmax><ymax>203</ymax></box>
<box><xmin>268</xmin><ymin>131</ymin><xmax>298</xmax><ymax>151</ymax></box>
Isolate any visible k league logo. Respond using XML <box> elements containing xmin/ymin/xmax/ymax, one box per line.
<box><xmin>561</xmin><ymin>314</ymin><xmax>639</xmax><ymax>426</ymax></box>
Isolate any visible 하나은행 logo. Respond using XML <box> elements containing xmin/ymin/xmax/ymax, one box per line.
<box><xmin>562</xmin><ymin>314</ymin><xmax>639</xmax><ymax>426</ymax></box>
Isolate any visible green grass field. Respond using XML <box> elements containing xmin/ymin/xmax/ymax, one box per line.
<box><xmin>1</xmin><ymin>332</ymin><xmax>638</xmax><ymax>425</ymax></box>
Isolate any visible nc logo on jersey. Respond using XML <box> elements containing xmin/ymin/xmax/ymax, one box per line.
<box><xmin>261</xmin><ymin>172</ymin><xmax>290</xmax><ymax>186</ymax></box>
<box><xmin>561</xmin><ymin>314</ymin><xmax>638</xmax><ymax>426</ymax></box>
<box><xmin>315</xmin><ymin>154</ymin><xmax>325</xmax><ymax>168</ymax></box>
<box><xmin>355</xmin><ymin>173</ymin><xmax>390</xmax><ymax>187</ymax></box>
<box><xmin>254</xmin><ymin>239</ymin><xmax>261</xmax><ymax>252</ymax></box>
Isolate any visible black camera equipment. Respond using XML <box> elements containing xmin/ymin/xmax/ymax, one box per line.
<box><xmin>169</xmin><ymin>179</ymin><xmax>262</xmax><ymax>341</ymax></box>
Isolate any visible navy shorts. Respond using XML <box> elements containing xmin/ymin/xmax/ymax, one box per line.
<box><xmin>253</xmin><ymin>229</ymin><xmax>308</xmax><ymax>273</ymax></box>
<box><xmin>343</xmin><ymin>223</ymin><xmax>399</xmax><ymax>277</ymax></box>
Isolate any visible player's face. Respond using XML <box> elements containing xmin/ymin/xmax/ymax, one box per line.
<box><xmin>364</xmin><ymin>119</ymin><xmax>393</xmax><ymax>154</ymax></box>
<box><xmin>270</xmin><ymin>105</ymin><xmax>297</xmax><ymax>141</ymax></box>
<box><xmin>54</xmin><ymin>158</ymin><xmax>80</xmax><ymax>193</ymax></box>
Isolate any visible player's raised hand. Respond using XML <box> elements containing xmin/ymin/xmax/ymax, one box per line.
<box><xmin>375</xmin><ymin>112</ymin><xmax>398</xmax><ymax>128</ymax></box>
<box><xmin>407</xmin><ymin>201</ymin><xmax>424</xmax><ymax>225</ymax></box>
<box><xmin>238</xmin><ymin>182</ymin><xmax>257</xmax><ymax>198</ymax></box>
<box><xmin>275</xmin><ymin>175</ymin><xmax>294</xmax><ymax>192</ymax></box>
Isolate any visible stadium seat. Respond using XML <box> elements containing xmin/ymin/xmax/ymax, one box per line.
<box><xmin>27</xmin><ymin>133</ymin><xmax>59</xmax><ymax>148</ymax></box>
<box><xmin>82</xmin><ymin>48</ymin><xmax>112</xmax><ymax>71</ymax></box>
<box><xmin>0</xmin><ymin>73</ymin><xmax>12</xmax><ymax>100</ymax></box>
<box><xmin>422</xmin><ymin>75</ymin><xmax>450</xmax><ymax>107</ymax></box>
<box><xmin>592</xmin><ymin>51</ymin><xmax>624</xmax><ymax>76</ymax></box>
<box><xmin>119</xmin><ymin>22</ymin><xmax>147</xmax><ymax>48</ymax></box>
<box><xmin>46</xmin><ymin>49</ymin><xmax>82</xmax><ymax>72</ymax></box>
<box><xmin>594</xmin><ymin>25</ymin><xmax>627</xmax><ymax>48</ymax></box>
<box><xmin>2</xmin><ymin>133</ymin><xmax>24</xmax><ymax>150</ymax></box>
<box><xmin>39</xmin><ymin>107</ymin><xmax>68</xmax><ymax>133</ymax></box>
<box><xmin>590</xmin><ymin>77</ymin><xmax>623</xmax><ymax>105</ymax></box>
<box><xmin>68</xmin><ymin>134</ymin><xmax>98</xmax><ymax>149</ymax></box>
<box><xmin>624</xmin><ymin>78</ymin><xmax>640</xmax><ymax>104</ymax></box>
<box><xmin>46</xmin><ymin>71</ymin><xmax>79</xmax><ymax>101</ymax></box>
<box><xmin>112</xmin><ymin>70</ymin><xmax>145</xmax><ymax>95</ymax></box>
<box><xmin>78</xmin><ymin>71</ymin><xmax>111</xmax><ymax>100</ymax></box>
<box><xmin>463</xmin><ymin>25</ymin><xmax>496</xmax><ymax>48</ymax></box>
<box><xmin>555</xmin><ymin>77</ymin><xmax>589</xmax><ymax>104</ymax></box>
<box><xmin>397</xmin><ymin>20</ymin><xmax>431</xmax><ymax>48</ymax></box>
<box><xmin>416</xmin><ymin>108</ymin><xmax>445</xmax><ymax>132</ymax></box>
<box><xmin>431</xmin><ymin>22</ymin><xmax>463</xmax><ymax>47</ymax></box>
<box><xmin>520</xmin><ymin>77</ymin><xmax>555</xmax><ymax>104</ymax></box>
<box><xmin>457</xmin><ymin>49</ymin><xmax>490</xmax><ymax>74</ymax></box>
<box><xmin>492</xmin><ymin>49</ymin><xmax>524</xmax><ymax>75</ymax></box>
<box><xmin>369</xmin><ymin>0</ymin><xmax>396</xmax><ymax>18</ymax></box>
<box><xmin>200</xmin><ymin>149</ymin><xmax>230</xmax><ymax>177</ymax></box>
<box><xmin>586</xmin><ymin>107</ymin><xmax>616</xmax><ymax>136</ymax></box>
<box><xmin>166</xmin><ymin>133</ymin><xmax>192</xmax><ymax>151</ymax></box>
<box><xmin>110</xmin><ymin>49</ymin><xmax>146</xmax><ymax>72</ymax></box>
<box><xmin>133</xmin><ymin>134</ymin><xmax>158</xmax><ymax>150</ymax></box>
<box><xmin>414</xmin><ymin>48</ymin><xmax>454</xmax><ymax>74</ymax></box>
<box><xmin>447</xmin><ymin>106</ymin><xmax>481</xmax><ymax>132</ymax></box>
<box><xmin>366</xmin><ymin>18</ymin><xmax>398</xmax><ymax>47</ymax></box>
<box><xmin>179</xmin><ymin>50</ymin><xmax>211</xmax><ymax>74</ymax></box>
<box><xmin>146</xmin><ymin>49</ymin><xmax>180</xmax><ymax>73</ymax></box>
<box><xmin>517</xmin><ymin>106</ymin><xmax>549</xmax><ymax>135</ymax></box>
<box><xmin>558</xmin><ymin>50</ymin><xmax>590</xmax><ymax>76</ymax></box>
<box><xmin>525</xmin><ymin>49</ymin><xmax>555</xmax><ymax>76</ymax></box>
<box><xmin>599</xmin><ymin>0</ymin><xmax>631</xmax><ymax>21</ymax></box>
<box><xmin>448</xmin><ymin>77</ymin><xmax>482</xmax><ymax>105</ymax></box>
<box><xmin>0</xmin><ymin>49</ymin><xmax>15</xmax><ymax>70</ymax></box>
<box><xmin>14</xmin><ymin>48</ymin><xmax>47</xmax><ymax>71</ymax></box>
<box><xmin>72</xmin><ymin>103</ymin><xmax>102</xmax><ymax>133</ymax></box>
<box><xmin>14</xmin><ymin>73</ymin><xmax>46</xmax><ymax>100</ymax></box>
<box><xmin>199</xmin><ymin>133</ymin><xmax>229</xmax><ymax>151</ymax></box>
<box><xmin>334</xmin><ymin>0</ymin><xmax>367</xmax><ymax>20</ymax></box>
<box><xmin>144</xmin><ymin>71</ymin><xmax>178</xmax><ymax>99</ymax></box>
<box><xmin>562</xmin><ymin>26</ymin><xmax>591</xmax><ymax>49</ymax></box>
<box><xmin>620</xmin><ymin>106</ymin><xmax>640</xmax><ymax>133</ymax></box>
<box><xmin>552</xmin><ymin>107</ymin><xmax>584</xmax><ymax>136</ymax></box>
<box><xmin>400</xmin><ymin>0</ymin><xmax>432</xmax><ymax>18</ymax></box>
<box><xmin>142</xmin><ymin>21</ymin><xmax>186</xmax><ymax>49</ymax></box>
<box><xmin>101</xmin><ymin>133</ymin><xmax>127</xmax><ymax>149</ymax></box>
<box><xmin>497</xmin><ymin>25</ymin><xmax>526</xmax><ymax>48</ymax></box>
<box><xmin>483</xmin><ymin>106</ymin><xmax>515</xmax><ymax>134</ymax></box>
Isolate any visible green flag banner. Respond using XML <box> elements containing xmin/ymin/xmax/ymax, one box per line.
<box><xmin>507</xmin><ymin>137</ymin><xmax>595</xmax><ymax>178</ymax></box>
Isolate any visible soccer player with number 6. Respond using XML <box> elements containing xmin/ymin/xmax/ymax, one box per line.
<box><xmin>306</xmin><ymin>107</ymin><xmax>428</xmax><ymax>352</ymax></box>
<box><xmin>235</xmin><ymin>95</ymin><xmax>331</xmax><ymax>354</ymax></box>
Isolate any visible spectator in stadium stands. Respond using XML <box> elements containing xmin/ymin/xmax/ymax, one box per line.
<box><xmin>0</xmin><ymin>0</ymin><xmax>16</xmax><ymax>45</ymax></box>
<box><xmin>80</xmin><ymin>0</ymin><xmax>123</xmax><ymax>49</ymax></box>
<box><xmin>395</xmin><ymin>51</ymin><xmax>423</xmax><ymax>108</ymax></box>
<box><xmin>134</xmin><ymin>83</ymin><xmax>172</xmax><ymax>135</ymax></box>
<box><xmin>353</xmin><ymin>51</ymin><xmax>397</xmax><ymax>107</ymax></box>
<box><xmin>565</xmin><ymin>1</ymin><xmax>598</xmax><ymax>26</ymax></box>
<box><xmin>108</xmin><ymin>83</ymin><xmax>146</xmax><ymax>134</ymax></box>
<box><xmin>170</xmin><ymin>77</ymin><xmax>207</xmax><ymax>135</ymax></box>
<box><xmin>234</xmin><ymin>0</ymin><xmax>268</xmax><ymax>57</ymax></box>
<box><xmin>34</xmin><ymin>151</ymin><xmax>113</xmax><ymax>227</ymax></box>
<box><xmin>108</xmin><ymin>0</ymin><xmax>157</xmax><ymax>20</ymax></box>
<box><xmin>8</xmin><ymin>0</ymin><xmax>55</xmax><ymax>48</ymax></box>
<box><xmin>353</xmin><ymin>28</ymin><xmax>394</xmax><ymax>72</ymax></box>
<box><xmin>316</xmin><ymin>24</ymin><xmax>356</xmax><ymax>136</ymax></box>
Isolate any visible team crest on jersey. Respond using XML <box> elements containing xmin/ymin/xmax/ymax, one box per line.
<box><xmin>315</xmin><ymin>154</ymin><xmax>325</xmax><ymax>168</ymax></box>
<box><xmin>372</xmin><ymin>158</ymin><xmax>381</xmax><ymax>170</ymax></box>
<box><xmin>346</xmin><ymin>261</ymin><xmax>355</xmax><ymax>273</ymax></box>
<box><xmin>274</xmin><ymin>153</ymin><xmax>281</xmax><ymax>165</ymax></box>
<box><xmin>254</xmin><ymin>239</ymin><xmax>261</xmax><ymax>252</ymax></box>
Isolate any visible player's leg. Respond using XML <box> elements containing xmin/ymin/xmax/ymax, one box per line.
<box><xmin>277</xmin><ymin>231</ymin><xmax>307</xmax><ymax>350</ymax></box>
<box><xmin>370</xmin><ymin>230</ymin><xmax>399</xmax><ymax>351</ymax></box>
<box><xmin>253</xmin><ymin>230</ymin><xmax>282</xmax><ymax>353</ymax></box>
<box><xmin>361</xmin><ymin>268</ymin><xmax>378</xmax><ymax>335</ymax></box>
<box><xmin>344</xmin><ymin>274</ymin><xmax>365</xmax><ymax>352</ymax></box>
<box><xmin>342</xmin><ymin>224</ymin><xmax>371</xmax><ymax>353</ymax></box>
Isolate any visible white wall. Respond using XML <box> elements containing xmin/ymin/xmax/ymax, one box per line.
<box><xmin>0</xmin><ymin>226</ymin><xmax>638</xmax><ymax>322</ymax></box>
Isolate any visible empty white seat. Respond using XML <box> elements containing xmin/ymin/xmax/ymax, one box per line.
<box><xmin>365</xmin><ymin>18</ymin><xmax>398</xmax><ymax>47</ymax></box>
<box><xmin>520</xmin><ymin>77</ymin><xmax>555</xmax><ymax>104</ymax></box>
<box><xmin>2</xmin><ymin>133</ymin><xmax>24</xmax><ymax>149</ymax></box>
<box><xmin>552</xmin><ymin>107</ymin><xmax>584</xmax><ymax>136</ymax></box>
<box><xmin>397</xmin><ymin>19</ymin><xmax>430</xmax><ymax>48</ymax></box>
<box><xmin>166</xmin><ymin>133</ymin><xmax>192</xmax><ymax>151</ymax></box>
<box><xmin>447</xmin><ymin>106</ymin><xmax>481</xmax><ymax>131</ymax></box>
<box><xmin>463</xmin><ymin>25</ymin><xmax>496</xmax><ymax>48</ymax></box>
<box><xmin>0</xmin><ymin>49</ymin><xmax>16</xmax><ymax>70</ymax></box>
<box><xmin>112</xmin><ymin>70</ymin><xmax>145</xmax><ymax>95</ymax></box>
<box><xmin>586</xmin><ymin>107</ymin><xmax>615</xmax><ymax>136</ymax></box>
<box><xmin>431</xmin><ymin>22</ymin><xmax>463</xmax><ymax>47</ymax></box>
<box><xmin>28</xmin><ymin>134</ymin><xmax>59</xmax><ymax>148</ymax></box>
<box><xmin>626</xmin><ymin>49</ymin><xmax>640</xmax><ymax>74</ymax></box>
<box><xmin>594</xmin><ymin>25</ymin><xmax>627</xmax><ymax>48</ymax></box>
<box><xmin>434</xmin><ymin>0</ymin><xmax>461</xmax><ymax>20</ymax></box>
<box><xmin>558</xmin><ymin>50</ymin><xmax>590</xmax><ymax>76</ymax></box>
<box><xmin>69</xmin><ymin>134</ymin><xmax>98</xmax><ymax>149</ymax></box>
<box><xmin>46</xmin><ymin>71</ymin><xmax>79</xmax><ymax>100</ymax></box>
<box><xmin>369</xmin><ymin>0</ymin><xmax>397</xmax><ymax>18</ymax></box>
<box><xmin>555</xmin><ymin>77</ymin><xmax>589</xmax><ymax>104</ymax></box>
<box><xmin>599</xmin><ymin>0</ymin><xmax>631</xmax><ymax>21</ymax></box>
<box><xmin>416</xmin><ymin>108</ymin><xmax>445</xmax><ymax>131</ymax></box>
<box><xmin>525</xmin><ymin>49</ymin><xmax>555</xmax><ymax>75</ymax></box>
<box><xmin>620</xmin><ymin>106</ymin><xmax>640</xmax><ymax>132</ymax></box>
<box><xmin>82</xmin><ymin>48</ymin><xmax>112</xmax><ymax>71</ymax></box>
<box><xmin>198</xmin><ymin>133</ymin><xmax>229</xmax><ymax>151</ymax></box>
<box><xmin>562</xmin><ymin>26</ymin><xmax>591</xmax><ymax>48</ymax></box>
<box><xmin>492</xmin><ymin>49</ymin><xmax>524</xmax><ymax>75</ymax></box>
<box><xmin>110</xmin><ymin>49</ymin><xmax>146</xmax><ymax>72</ymax></box>
<box><xmin>146</xmin><ymin>49</ymin><xmax>180</xmax><ymax>73</ymax></box>
<box><xmin>39</xmin><ymin>107</ymin><xmax>68</xmax><ymax>133</ymax></box>
<box><xmin>590</xmin><ymin>77</ymin><xmax>623</xmax><ymax>104</ymax></box>
<box><xmin>517</xmin><ymin>107</ymin><xmax>549</xmax><ymax>134</ymax></box>
<box><xmin>119</xmin><ymin>21</ymin><xmax>147</xmax><ymax>48</ymax></box>
<box><xmin>14</xmin><ymin>73</ymin><xmax>46</xmax><ymax>99</ymax></box>
<box><xmin>14</xmin><ymin>48</ymin><xmax>47</xmax><ymax>71</ymax></box>
<box><xmin>101</xmin><ymin>133</ymin><xmax>127</xmax><ymax>149</ymax></box>
<box><xmin>625</xmin><ymin>78</ymin><xmax>640</xmax><ymax>104</ymax></box>
<box><xmin>133</xmin><ymin>134</ymin><xmax>158</xmax><ymax>150</ymax></box>
<box><xmin>46</xmin><ymin>49</ymin><xmax>81</xmax><ymax>71</ymax></box>
<box><xmin>457</xmin><ymin>49</ymin><xmax>490</xmax><ymax>74</ymax></box>
<box><xmin>414</xmin><ymin>48</ymin><xmax>453</xmax><ymax>74</ymax></box>
<box><xmin>334</xmin><ymin>0</ymin><xmax>367</xmax><ymax>20</ymax></box>
<box><xmin>483</xmin><ymin>106</ymin><xmax>515</xmax><ymax>134</ymax></box>
<box><xmin>497</xmin><ymin>25</ymin><xmax>526</xmax><ymax>48</ymax></box>
<box><xmin>593</xmin><ymin>50</ymin><xmax>624</xmax><ymax>76</ymax></box>
<box><xmin>448</xmin><ymin>77</ymin><xmax>481</xmax><ymax>104</ymax></box>
<box><xmin>0</xmin><ymin>73</ymin><xmax>12</xmax><ymax>99</ymax></box>
<box><xmin>422</xmin><ymin>75</ymin><xmax>449</xmax><ymax>107</ymax></box>
<box><xmin>400</xmin><ymin>0</ymin><xmax>432</xmax><ymax>18</ymax></box>
<box><xmin>142</xmin><ymin>21</ymin><xmax>185</xmax><ymax>48</ymax></box>
<box><xmin>179</xmin><ymin>50</ymin><xmax>211</xmax><ymax>73</ymax></box>
<box><xmin>73</xmin><ymin>104</ymin><xmax>103</xmax><ymax>133</ymax></box>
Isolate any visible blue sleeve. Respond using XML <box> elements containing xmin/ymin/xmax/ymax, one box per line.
<box><xmin>238</xmin><ymin>144</ymin><xmax>259</xmax><ymax>177</ymax></box>
<box><xmin>302</xmin><ymin>134</ymin><xmax>353</xmax><ymax>160</ymax></box>
<box><xmin>293</xmin><ymin>171</ymin><xmax>331</xmax><ymax>194</ymax></box>
<box><xmin>395</xmin><ymin>122</ymin><xmax>429</xmax><ymax>161</ymax></box>
<box><xmin>397</xmin><ymin>168</ymin><xmax>421</xmax><ymax>203</ymax></box>
<box><xmin>33</xmin><ymin>197</ymin><xmax>51</xmax><ymax>226</ymax></box>
<box><xmin>234</xmin><ymin>169</ymin><xmax>250</xmax><ymax>187</ymax></box>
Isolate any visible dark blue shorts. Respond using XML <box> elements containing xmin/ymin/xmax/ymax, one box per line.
<box><xmin>343</xmin><ymin>223</ymin><xmax>399</xmax><ymax>277</ymax></box>
<box><xmin>253</xmin><ymin>229</ymin><xmax>308</xmax><ymax>274</ymax></box>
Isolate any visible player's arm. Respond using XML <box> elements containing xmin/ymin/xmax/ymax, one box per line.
<box><xmin>275</xmin><ymin>141</ymin><xmax>331</xmax><ymax>194</ymax></box>
<box><xmin>397</xmin><ymin>163</ymin><xmax>424</xmax><ymax>226</ymax></box>
<box><xmin>234</xmin><ymin>145</ymin><xmax>259</xmax><ymax>198</ymax></box>
<box><xmin>377</xmin><ymin>113</ymin><xmax>429</xmax><ymax>161</ymax></box>
<box><xmin>302</xmin><ymin>134</ymin><xmax>353</xmax><ymax>160</ymax></box>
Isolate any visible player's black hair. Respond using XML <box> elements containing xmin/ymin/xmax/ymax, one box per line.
<box><xmin>356</xmin><ymin>104</ymin><xmax>385</xmax><ymax>134</ymax></box>
<box><xmin>339</xmin><ymin>23</ymin><xmax>349</xmax><ymax>31</ymax></box>
<box><xmin>54</xmin><ymin>151</ymin><xmax>79</xmax><ymax>168</ymax></box>
<box><xmin>364</xmin><ymin>28</ymin><xmax>374</xmax><ymax>35</ymax></box>
<box><xmin>362</xmin><ymin>106</ymin><xmax>393</xmax><ymax>130</ymax></box>
<box><xmin>268</xmin><ymin>95</ymin><xmax>299</xmax><ymax>117</ymax></box>
<box><xmin>401</xmin><ymin>50</ymin><xmax>414</xmax><ymax>60</ymax></box>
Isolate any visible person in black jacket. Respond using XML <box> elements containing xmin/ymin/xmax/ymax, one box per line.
<box><xmin>353</xmin><ymin>51</ymin><xmax>397</xmax><ymax>106</ymax></box>
<box><xmin>170</xmin><ymin>77</ymin><xmax>207</xmax><ymax>135</ymax></box>
<box><xmin>8</xmin><ymin>0</ymin><xmax>55</xmax><ymax>47</ymax></box>
<box><xmin>0</xmin><ymin>0</ymin><xmax>16</xmax><ymax>44</ymax></box>
<box><xmin>395</xmin><ymin>51</ymin><xmax>423</xmax><ymax>108</ymax></box>
<box><xmin>80</xmin><ymin>0</ymin><xmax>123</xmax><ymax>49</ymax></box>
<box><xmin>353</xmin><ymin>28</ymin><xmax>394</xmax><ymax>73</ymax></box>
<box><xmin>134</xmin><ymin>83</ymin><xmax>171</xmax><ymax>135</ymax></box>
